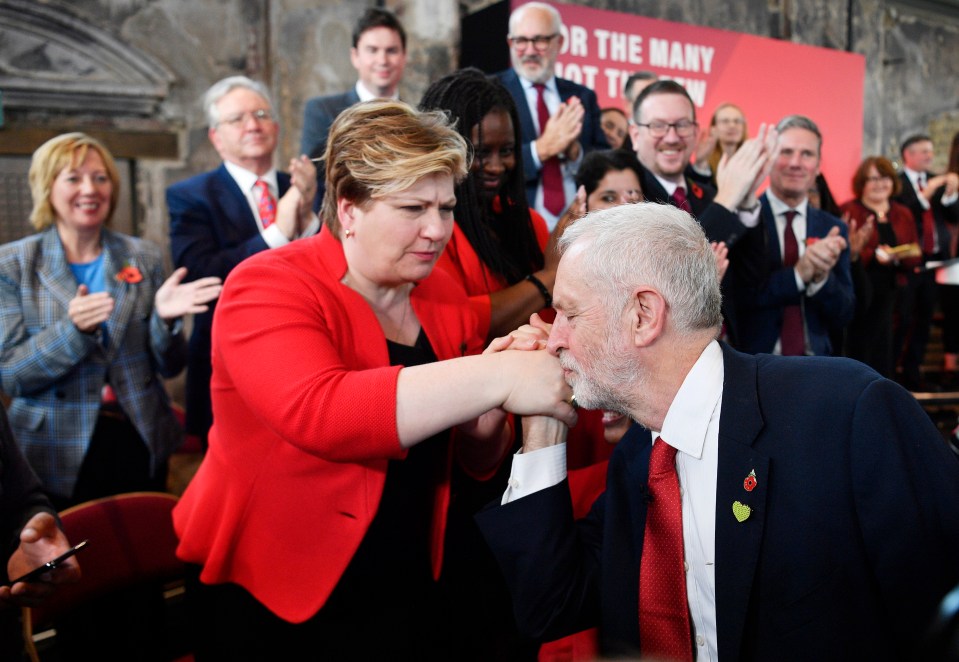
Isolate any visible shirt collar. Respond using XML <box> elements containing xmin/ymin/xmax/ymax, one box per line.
<box><xmin>518</xmin><ymin>73</ymin><xmax>558</xmax><ymax>96</ymax></box>
<box><xmin>654</xmin><ymin>174</ymin><xmax>684</xmax><ymax>197</ymax></box>
<box><xmin>355</xmin><ymin>81</ymin><xmax>399</xmax><ymax>102</ymax></box>
<box><xmin>903</xmin><ymin>167</ymin><xmax>924</xmax><ymax>187</ymax></box>
<box><xmin>765</xmin><ymin>188</ymin><xmax>808</xmax><ymax>219</ymax></box>
<box><xmin>223</xmin><ymin>160</ymin><xmax>278</xmax><ymax>194</ymax></box>
<box><xmin>655</xmin><ymin>340</ymin><xmax>723</xmax><ymax>460</ymax></box>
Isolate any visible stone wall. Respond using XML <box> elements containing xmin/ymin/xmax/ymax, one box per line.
<box><xmin>3</xmin><ymin>0</ymin><xmax>958</xmax><ymax>246</ymax></box>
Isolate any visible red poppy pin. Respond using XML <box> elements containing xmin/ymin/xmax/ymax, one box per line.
<box><xmin>743</xmin><ymin>469</ymin><xmax>758</xmax><ymax>492</ymax></box>
<box><xmin>115</xmin><ymin>263</ymin><xmax>143</xmax><ymax>284</ymax></box>
<box><xmin>805</xmin><ymin>237</ymin><xmax>819</xmax><ymax>247</ymax></box>
<box><xmin>690</xmin><ymin>182</ymin><xmax>704</xmax><ymax>199</ymax></box>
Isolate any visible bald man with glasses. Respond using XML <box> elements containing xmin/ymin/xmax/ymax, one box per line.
<box><xmin>496</xmin><ymin>2</ymin><xmax>608</xmax><ymax>230</ymax></box>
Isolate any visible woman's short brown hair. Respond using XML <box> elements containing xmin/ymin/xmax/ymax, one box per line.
<box><xmin>28</xmin><ymin>133</ymin><xmax>121</xmax><ymax>231</ymax></box>
<box><xmin>321</xmin><ymin>100</ymin><xmax>469</xmax><ymax>236</ymax></box>
<box><xmin>851</xmin><ymin>155</ymin><xmax>901</xmax><ymax>199</ymax></box>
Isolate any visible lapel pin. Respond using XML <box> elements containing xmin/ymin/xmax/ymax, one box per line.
<box><xmin>732</xmin><ymin>500</ymin><xmax>752</xmax><ymax>523</ymax></box>
<box><xmin>743</xmin><ymin>469</ymin><xmax>757</xmax><ymax>492</ymax></box>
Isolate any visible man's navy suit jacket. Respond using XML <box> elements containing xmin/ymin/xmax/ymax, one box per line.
<box><xmin>477</xmin><ymin>345</ymin><xmax>959</xmax><ymax>660</ymax></box>
<box><xmin>495</xmin><ymin>68</ymin><xmax>608</xmax><ymax>207</ymax></box>
<box><xmin>732</xmin><ymin>195</ymin><xmax>855</xmax><ymax>356</ymax></box>
<box><xmin>167</xmin><ymin>164</ymin><xmax>291</xmax><ymax>437</ymax></box>
<box><xmin>300</xmin><ymin>88</ymin><xmax>361</xmax><ymax>161</ymax></box>
<box><xmin>895</xmin><ymin>171</ymin><xmax>959</xmax><ymax>259</ymax></box>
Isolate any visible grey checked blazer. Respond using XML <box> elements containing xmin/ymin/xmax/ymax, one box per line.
<box><xmin>0</xmin><ymin>228</ymin><xmax>186</xmax><ymax>499</ymax></box>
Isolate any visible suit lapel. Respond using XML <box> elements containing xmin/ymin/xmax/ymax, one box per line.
<box><xmin>715</xmin><ymin>345</ymin><xmax>768</xmax><ymax>662</ymax></box>
<box><xmin>503</xmin><ymin>70</ymin><xmax>537</xmax><ymax>143</ymax></box>
<box><xmin>213</xmin><ymin>164</ymin><xmax>260</xmax><ymax>237</ymax></box>
<box><xmin>760</xmin><ymin>195</ymin><xmax>783</xmax><ymax>265</ymax></box>
<box><xmin>101</xmin><ymin>230</ymin><xmax>136</xmax><ymax>357</ymax></box>
<box><xmin>36</xmin><ymin>229</ymin><xmax>78</xmax><ymax>308</ymax></box>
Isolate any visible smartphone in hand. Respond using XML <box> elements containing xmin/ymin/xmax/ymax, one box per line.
<box><xmin>7</xmin><ymin>539</ymin><xmax>89</xmax><ymax>585</ymax></box>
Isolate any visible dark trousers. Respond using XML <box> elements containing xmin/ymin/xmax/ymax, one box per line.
<box><xmin>895</xmin><ymin>269</ymin><xmax>939</xmax><ymax>386</ymax></box>
<box><xmin>49</xmin><ymin>411</ymin><xmax>167</xmax><ymax>511</ymax></box>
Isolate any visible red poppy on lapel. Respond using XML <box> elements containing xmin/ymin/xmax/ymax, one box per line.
<box><xmin>116</xmin><ymin>265</ymin><xmax>143</xmax><ymax>284</ymax></box>
<box><xmin>690</xmin><ymin>182</ymin><xmax>704</xmax><ymax>199</ymax></box>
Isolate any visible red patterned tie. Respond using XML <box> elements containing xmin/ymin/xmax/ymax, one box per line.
<box><xmin>918</xmin><ymin>177</ymin><xmax>936</xmax><ymax>254</ymax></box>
<box><xmin>639</xmin><ymin>439</ymin><xmax>693</xmax><ymax>662</ymax></box>
<box><xmin>533</xmin><ymin>83</ymin><xmax>565</xmax><ymax>216</ymax></box>
<box><xmin>254</xmin><ymin>179</ymin><xmax>276</xmax><ymax>228</ymax></box>
<box><xmin>781</xmin><ymin>210</ymin><xmax>805</xmax><ymax>356</ymax></box>
<box><xmin>671</xmin><ymin>186</ymin><xmax>693</xmax><ymax>213</ymax></box>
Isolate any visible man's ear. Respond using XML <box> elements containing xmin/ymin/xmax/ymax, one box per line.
<box><xmin>629</xmin><ymin>286</ymin><xmax>667</xmax><ymax>347</ymax></box>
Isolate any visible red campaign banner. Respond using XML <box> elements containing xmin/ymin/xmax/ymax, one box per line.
<box><xmin>513</xmin><ymin>1</ymin><xmax>866</xmax><ymax>202</ymax></box>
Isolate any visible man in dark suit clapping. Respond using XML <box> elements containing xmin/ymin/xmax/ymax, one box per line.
<box><xmin>168</xmin><ymin>76</ymin><xmax>317</xmax><ymax>446</ymax></box>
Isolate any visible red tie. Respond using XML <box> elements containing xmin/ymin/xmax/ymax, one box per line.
<box><xmin>918</xmin><ymin>177</ymin><xmax>936</xmax><ymax>254</ymax></box>
<box><xmin>254</xmin><ymin>179</ymin><xmax>277</xmax><ymax>228</ymax></box>
<box><xmin>671</xmin><ymin>186</ymin><xmax>693</xmax><ymax>214</ymax></box>
<box><xmin>781</xmin><ymin>210</ymin><xmax>805</xmax><ymax>356</ymax></box>
<box><xmin>533</xmin><ymin>83</ymin><xmax>565</xmax><ymax>216</ymax></box>
<box><xmin>639</xmin><ymin>439</ymin><xmax>693</xmax><ymax>662</ymax></box>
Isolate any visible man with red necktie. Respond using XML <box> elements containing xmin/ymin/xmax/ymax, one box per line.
<box><xmin>496</xmin><ymin>2</ymin><xmax>608</xmax><ymax>231</ymax></box>
<box><xmin>168</xmin><ymin>76</ymin><xmax>319</xmax><ymax>447</ymax></box>
<box><xmin>476</xmin><ymin>201</ymin><xmax>959</xmax><ymax>661</ymax></box>
<box><xmin>893</xmin><ymin>134</ymin><xmax>959</xmax><ymax>390</ymax></box>
<box><xmin>626</xmin><ymin>80</ymin><xmax>776</xmax><ymax>347</ymax></box>
<box><xmin>731</xmin><ymin>115</ymin><xmax>855</xmax><ymax>357</ymax></box>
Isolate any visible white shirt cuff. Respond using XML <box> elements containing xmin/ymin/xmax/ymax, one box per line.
<box><xmin>941</xmin><ymin>191</ymin><xmax>958</xmax><ymax>207</ymax></box>
<box><xmin>737</xmin><ymin>206</ymin><xmax>761</xmax><ymax>228</ymax></box>
<box><xmin>263</xmin><ymin>224</ymin><xmax>290</xmax><ymax>248</ymax></box>
<box><xmin>501</xmin><ymin>443</ymin><xmax>568</xmax><ymax>505</ymax></box>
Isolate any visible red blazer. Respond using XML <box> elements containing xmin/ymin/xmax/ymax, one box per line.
<box><xmin>436</xmin><ymin>207</ymin><xmax>551</xmax><ymax>338</ymax></box>
<box><xmin>173</xmin><ymin>227</ymin><xmax>483</xmax><ymax>623</ymax></box>
<box><xmin>839</xmin><ymin>199</ymin><xmax>921</xmax><ymax>270</ymax></box>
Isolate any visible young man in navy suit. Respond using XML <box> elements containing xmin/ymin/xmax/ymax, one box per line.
<box><xmin>300</xmin><ymin>8</ymin><xmax>407</xmax><ymax>169</ymax></box>
<box><xmin>497</xmin><ymin>2</ymin><xmax>608</xmax><ymax>230</ymax></box>
<box><xmin>167</xmin><ymin>76</ymin><xmax>317</xmax><ymax>446</ymax></box>
<box><xmin>477</xmin><ymin>202</ymin><xmax>959</xmax><ymax>660</ymax></box>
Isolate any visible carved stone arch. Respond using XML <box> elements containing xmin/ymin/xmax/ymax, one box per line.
<box><xmin>0</xmin><ymin>0</ymin><xmax>173</xmax><ymax>116</ymax></box>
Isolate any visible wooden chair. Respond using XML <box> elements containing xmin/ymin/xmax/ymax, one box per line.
<box><xmin>22</xmin><ymin>491</ymin><xmax>192</xmax><ymax>661</ymax></box>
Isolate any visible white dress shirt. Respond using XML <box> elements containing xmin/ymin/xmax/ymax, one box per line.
<box><xmin>764</xmin><ymin>190</ymin><xmax>828</xmax><ymax>354</ymax></box>
<box><xmin>503</xmin><ymin>340</ymin><xmax>725</xmax><ymax>660</ymax></box>
<box><xmin>223</xmin><ymin>161</ymin><xmax>319</xmax><ymax>247</ymax></box>
<box><xmin>518</xmin><ymin>74</ymin><xmax>583</xmax><ymax>231</ymax></box>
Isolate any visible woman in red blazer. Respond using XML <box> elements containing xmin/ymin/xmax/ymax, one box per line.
<box><xmin>173</xmin><ymin>101</ymin><xmax>576</xmax><ymax>660</ymax></box>
<box><xmin>840</xmin><ymin>156</ymin><xmax>921</xmax><ymax>377</ymax></box>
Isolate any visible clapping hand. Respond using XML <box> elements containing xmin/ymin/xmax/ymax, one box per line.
<box><xmin>154</xmin><ymin>267</ymin><xmax>223</xmax><ymax>320</ymax></box>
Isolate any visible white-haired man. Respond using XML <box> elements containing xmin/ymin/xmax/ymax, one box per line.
<box><xmin>167</xmin><ymin>76</ymin><xmax>318</xmax><ymax>446</ymax></box>
<box><xmin>477</xmin><ymin>202</ymin><xmax>959</xmax><ymax>661</ymax></box>
<box><xmin>497</xmin><ymin>2</ymin><xmax>608</xmax><ymax>230</ymax></box>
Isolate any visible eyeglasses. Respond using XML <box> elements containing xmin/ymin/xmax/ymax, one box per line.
<box><xmin>219</xmin><ymin>109</ymin><xmax>274</xmax><ymax>127</ymax></box>
<box><xmin>507</xmin><ymin>34</ymin><xmax>559</xmax><ymax>51</ymax></box>
<box><xmin>634</xmin><ymin>120</ymin><xmax>698</xmax><ymax>138</ymax></box>
<box><xmin>865</xmin><ymin>175</ymin><xmax>892</xmax><ymax>183</ymax></box>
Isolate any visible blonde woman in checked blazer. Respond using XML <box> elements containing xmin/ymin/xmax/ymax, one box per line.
<box><xmin>0</xmin><ymin>133</ymin><xmax>222</xmax><ymax>508</ymax></box>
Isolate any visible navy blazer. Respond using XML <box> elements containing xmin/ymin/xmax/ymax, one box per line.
<box><xmin>895</xmin><ymin>171</ymin><xmax>959</xmax><ymax>258</ymax></box>
<box><xmin>732</xmin><ymin>195</ymin><xmax>854</xmax><ymax>356</ymax></box>
<box><xmin>167</xmin><ymin>164</ymin><xmax>291</xmax><ymax>437</ymax></box>
<box><xmin>477</xmin><ymin>345</ymin><xmax>959</xmax><ymax>660</ymax></box>
<box><xmin>495</xmin><ymin>69</ymin><xmax>608</xmax><ymax>207</ymax></box>
<box><xmin>300</xmin><ymin>88</ymin><xmax>361</xmax><ymax>161</ymax></box>
<box><xmin>638</xmin><ymin>164</ymin><xmax>750</xmax><ymax>248</ymax></box>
